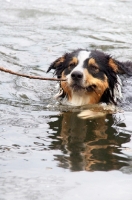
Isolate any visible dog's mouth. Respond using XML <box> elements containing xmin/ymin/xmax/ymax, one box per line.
<box><xmin>71</xmin><ymin>84</ymin><xmax>83</xmax><ymax>91</ymax></box>
<box><xmin>71</xmin><ymin>83</ymin><xmax>97</xmax><ymax>92</ymax></box>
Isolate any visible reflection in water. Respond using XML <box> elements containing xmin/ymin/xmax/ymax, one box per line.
<box><xmin>48</xmin><ymin>112</ymin><xmax>131</xmax><ymax>171</ymax></box>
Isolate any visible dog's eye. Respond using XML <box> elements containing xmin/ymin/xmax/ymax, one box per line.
<box><xmin>69</xmin><ymin>63</ymin><xmax>76</xmax><ymax>68</ymax></box>
<box><xmin>91</xmin><ymin>65</ymin><xmax>99</xmax><ymax>72</ymax></box>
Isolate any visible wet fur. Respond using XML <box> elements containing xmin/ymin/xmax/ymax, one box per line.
<box><xmin>47</xmin><ymin>49</ymin><xmax>132</xmax><ymax>106</ymax></box>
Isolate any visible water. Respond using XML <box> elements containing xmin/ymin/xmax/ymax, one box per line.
<box><xmin>0</xmin><ymin>0</ymin><xmax>132</xmax><ymax>199</ymax></box>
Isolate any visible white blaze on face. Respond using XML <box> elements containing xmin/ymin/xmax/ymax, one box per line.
<box><xmin>67</xmin><ymin>50</ymin><xmax>91</xmax><ymax>82</ymax></box>
<box><xmin>65</xmin><ymin>50</ymin><xmax>91</xmax><ymax>106</ymax></box>
<box><xmin>72</xmin><ymin>50</ymin><xmax>91</xmax><ymax>72</ymax></box>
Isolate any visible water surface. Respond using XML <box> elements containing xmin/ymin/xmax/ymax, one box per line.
<box><xmin>0</xmin><ymin>0</ymin><xmax>132</xmax><ymax>199</ymax></box>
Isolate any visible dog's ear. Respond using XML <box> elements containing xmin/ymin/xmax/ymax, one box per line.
<box><xmin>47</xmin><ymin>55</ymin><xmax>66</xmax><ymax>73</ymax></box>
<box><xmin>108</xmin><ymin>57</ymin><xmax>132</xmax><ymax>75</ymax></box>
<box><xmin>108</xmin><ymin>58</ymin><xmax>125</xmax><ymax>74</ymax></box>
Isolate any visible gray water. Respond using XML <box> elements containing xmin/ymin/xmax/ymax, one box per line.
<box><xmin>0</xmin><ymin>0</ymin><xmax>132</xmax><ymax>199</ymax></box>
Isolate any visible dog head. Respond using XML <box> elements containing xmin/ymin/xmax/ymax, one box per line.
<box><xmin>47</xmin><ymin>49</ymin><xmax>131</xmax><ymax>106</ymax></box>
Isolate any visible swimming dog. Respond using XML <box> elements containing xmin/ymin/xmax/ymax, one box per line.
<box><xmin>47</xmin><ymin>49</ymin><xmax>132</xmax><ymax>106</ymax></box>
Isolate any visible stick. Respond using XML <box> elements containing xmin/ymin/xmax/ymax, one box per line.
<box><xmin>0</xmin><ymin>66</ymin><xmax>66</xmax><ymax>81</ymax></box>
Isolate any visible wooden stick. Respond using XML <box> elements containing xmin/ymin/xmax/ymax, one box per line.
<box><xmin>0</xmin><ymin>66</ymin><xmax>66</xmax><ymax>81</ymax></box>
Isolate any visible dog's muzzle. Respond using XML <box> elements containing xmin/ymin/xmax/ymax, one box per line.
<box><xmin>71</xmin><ymin>71</ymin><xmax>83</xmax><ymax>81</ymax></box>
<box><xmin>70</xmin><ymin>71</ymin><xmax>84</xmax><ymax>91</ymax></box>
<box><xmin>70</xmin><ymin>70</ymin><xmax>97</xmax><ymax>92</ymax></box>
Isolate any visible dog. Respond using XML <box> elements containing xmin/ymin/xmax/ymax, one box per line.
<box><xmin>47</xmin><ymin>49</ymin><xmax>132</xmax><ymax>107</ymax></box>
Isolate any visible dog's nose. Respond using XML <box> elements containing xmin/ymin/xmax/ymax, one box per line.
<box><xmin>71</xmin><ymin>71</ymin><xmax>83</xmax><ymax>80</ymax></box>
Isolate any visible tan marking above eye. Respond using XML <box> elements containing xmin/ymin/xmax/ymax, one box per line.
<box><xmin>88</xmin><ymin>58</ymin><xmax>99</xmax><ymax>71</ymax></box>
<box><xmin>88</xmin><ymin>58</ymin><xmax>98</xmax><ymax>67</ymax></box>
<box><xmin>69</xmin><ymin>57</ymin><xmax>78</xmax><ymax>67</ymax></box>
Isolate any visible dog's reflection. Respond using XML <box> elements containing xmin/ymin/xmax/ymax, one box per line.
<box><xmin>48</xmin><ymin>111</ymin><xmax>131</xmax><ymax>171</ymax></box>
<box><xmin>61</xmin><ymin>112</ymin><xmax>107</xmax><ymax>144</ymax></box>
